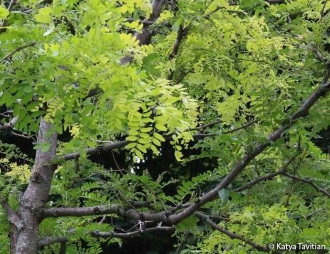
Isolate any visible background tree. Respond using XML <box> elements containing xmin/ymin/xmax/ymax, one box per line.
<box><xmin>1</xmin><ymin>0</ymin><xmax>330</xmax><ymax>253</ymax></box>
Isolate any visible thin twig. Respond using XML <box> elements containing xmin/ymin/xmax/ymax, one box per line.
<box><xmin>11</xmin><ymin>131</ymin><xmax>32</xmax><ymax>139</ymax></box>
<box><xmin>223</xmin><ymin>120</ymin><xmax>258</xmax><ymax>134</ymax></box>
<box><xmin>196</xmin><ymin>212</ymin><xmax>278</xmax><ymax>253</ymax></box>
<box><xmin>91</xmin><ymin>226</ymin><xmax>174</xmax><ymax>238</ymax></box>
<box><xmin>189</xmin><ymin>119</ymin><xmax>221</xmax><ymax>131</ymax></box>
<box><xmin>0</xmin><ymin>42</ymin><xmax>36</xmax><ymax>63</ymax></box>
<box><xmin>111</xmin><ymin>151</ymin><xmax>126</xmax><ymax>174</ymax></box>
<box><xmin>174</xmin><ymin>68</ymin><xmax>193</xmax><ymax>83</ymax></box>
<box><xmin>192</xmin><ymin>119</ymin><xmax>258</xmax><ymax>138</ymax></box>
<box><xmin>312</xmin><ymin>47</ymin><xmax>327</xmax><ymax>64</ymax></box>
<box><xmin>234</xmin><ymin>153</ymin><xmax>300</xmax><ymax>192</ymax></box>
<box><xmin>321</xmin><ymin>0</ymin><xmax>328</xmax><ymax>17</ymax></box>
<box><xmin>280</xmin><ymin>172</ymin><xmax>330</xmax><ymax>198</ymax></box>
<box><xmin>7</xmin><ymin>0</ymin><xmax>17</xmax><ymax>12</ymax></box>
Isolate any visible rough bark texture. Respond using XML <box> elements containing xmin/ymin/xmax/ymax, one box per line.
<box><xmin>10</xmin><ymin>118</ymin><xmax>57</xmax><ymax>254</ymax></box>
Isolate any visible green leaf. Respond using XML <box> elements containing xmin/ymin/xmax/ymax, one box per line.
<box><xmin>155</xmin><ymin>124</ymin><xmax>167</xmax><ymax>131</ymax></box>
<box><xmin>134</xmin><ymin>149</ymin><xmax>144</xmax><ymax>160</ymax></box>
<box><xmin>152</xmin><ymin>138</ymin><xmax>161</xmax><ymax>146</ymax></box>
<box><xmin>34</xmin><ymin>142</ymin><xmax>50</xmax><ymax>152</ymax></box>
<box><xmin>34</xmin><ymin>7</ymin><xmax>52</xmax><ymax>23</ymax></box>
<box><xmin>126</xmin><ymin>136</ymin><xmax>138</xmax><ymax>141</ymax></box>
<box><xmin>176</xmin><ymin>215</ymin><xmax>198</xmax><ymax>231</ymax></box>
<box><xmin>140</xmin><ymin>127</ymin><xmax>153</xmax><ymax>132</ymax></box>
<box><xmin>0</xmin><ymin>6</ymin><xmax>9</xmax><ymax>19</ymax></box>
<box><xmin>150</xmin><ymin>144</ymin><xmax>159</xmax><ymax>154</ymax></box>
<box><xmin>172</xmin><ymin>18</ymin><xmax>183</xmax><ymax>32</ymax></box>
<box><xmin>153</xmin><ymin>133</ymin><xmax>165</xmax><ymax>142</ymax></box>
<box><xmin>125</xmin><ymin>142</ymin><xmax>136</xmax><ymax>149</ymax></box>
<box><xmin>218</xmin><ymin>188</ymin><xmax>229</xmax><ymax>206</ymax></box>
<box><xmin>137</xmin><ymin>144</ymin><xmax>147</xmax><ymax>153</ymax></box>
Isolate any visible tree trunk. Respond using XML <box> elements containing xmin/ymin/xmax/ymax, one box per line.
<box><xmin>10</xmin><ymin>118</ymin><xmax>57</xmax><ymax>253</ymax></box>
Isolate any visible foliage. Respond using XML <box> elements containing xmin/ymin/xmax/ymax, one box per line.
<box><xmin>1</xmin><ymin>0</ymin><xmax>330</xmax><ymax>253</ymax></box>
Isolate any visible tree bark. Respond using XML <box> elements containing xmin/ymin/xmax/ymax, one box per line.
<box><xmin>10</xmin><ymin>118</ymin><xmax>57</xmax><ymax>254</ymax></box>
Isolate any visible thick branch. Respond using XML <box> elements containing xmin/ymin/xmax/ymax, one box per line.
<box><xmin>13</xmin><ymin>118</ymin><xmax>58</xmax><ymax>253</ymax></box>
<box><xmin>0</xmin><ymin>198</ymin><xmax>23</xmax><ymax>230</ymax></box>
<box><xmin>37</xmin><ymin>236</ymin><xmax>68</xmax><ymax>249</ymax></box>
<box><xmin>42</xmin><ymin>204</ymin><xmax>121</xmax><ymax>218</ymax></box>
<box><xmin>0</xmin><ymin>116</ymin><xmax>18</xmax><ymax>130</ymax></box>
<box><xmin>41</xmin><ymin>202</ymin><xmax>152</xmax><ymax>218</ymax></box>
<box><xmin>169</xmin><ymin>25</ymin><xmax>187</xmax><ymax>59</ymax></box>
<box><xmin>168</xmin><ymin>25</ymin><xmax>189</xmax><ymax>80</ymax></box>
<box><xmin>57</xmin><ymin>140</ymin><xmax>130</xmax><ymax>161</ymax></box>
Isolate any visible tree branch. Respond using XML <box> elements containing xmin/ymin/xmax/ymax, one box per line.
<box><xmin>41</xmin><ymin>204</ymin><xmax>121</xmax><ymax>218</ymax></box>
<box><xmin>234</xmin><ymin>153</ymin><xmax>300</xmax><ymax>192</ymax></box>
<box><xmin>12</xmin><ymin>118</ymin><xmax>58</xmax><ymax>253</ymax></box>
<box><xmin>321</xmin><ymin>0</ymin><xmax>328</xmax><ymax>17</ymax></box>
<box><xmin>91</xmin><ymin>226</ymin><xmax>174</xmax><ymax>238</ymax></box>
<box><xmin>168</xmin><ymin>25</ymin><xmax>189</xmax><ymax>80</ymax></box>
<box><xmin>126</xmin><ymin>18</ymin><xmax>157</xmax><ymax>25</ymax></box>
<box><xmin>192</xmin><ymin>119</ymin><xmax>258</xmax><ymax>138</ymax></box>
<box><xmin>195</xmin><ymin>212</ymin><xmax>278</xmax><ymax>253</ymax></box>
<box><xmin>0</xmin><ymin>42</ymin><xmax>36</xmax><ymax>63</ymax></box>
<box><xmin>37</xmin><ymin>236</ymin><xmax>68</xmax><ymax>249</ymax></box>
<box><xmin>0</xmin><ymin>198</ymin><xmax>23</xmax><ymax>230</ymax></box>
<box><xmin>280</xmin><ymin>172</ymin><xmax>330</xmax><ymax>198</ymax></box>
<box><xmin>56</xmin><ymin>119</ymin><xmax>255</xmax><ymax>164</ymax></box>
<box><xmin>189</xmin><ymin>119</ymin><xmax>221</xmax><ymax>131</ymax></box>
<box><xmin>41</xmin><ymin>202</ymin><xmax>152</xmax><ymax>218</ymax></box>
<box><xmin>120</xmin><ymin>0</ymin><xmax>166</xmax><ymax>64</ymax></box>
<box><xmin>56</xmin><ymin>140</ymin><xmax>130</xmax><ymax>162</ymax></box>
<box><xmin>266</xmin><ymin>0</ymin><xmax>285</xmax><ymax>3</ymax></box>
<box><xmin>0</xmin><ymin>116</ymin><xmax>18</xmax><ymax>130</ymax></box>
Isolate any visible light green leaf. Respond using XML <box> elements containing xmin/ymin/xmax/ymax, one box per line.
<box><xmin>134</xmin><ymin>149</ymin><xmax>144</xmax><ymax>160</ymax></box>
<box><xmin>152</xmin><ymin>138</ymin><xmax>161</xmax><ymax>146</ymax></box>
<box><xmin>125</xmin><ymin>142</ymin><xmax>137</xmax><ymax>149</ymax></box>
<box><xmin>34</xmin><ymin>7</ymin><xmax>52</xmax><ymax>23</ymax></box>
<box><xmin>153</xmin><ymin>133</ymin><xmax>165</xmax><ymax>142</ymax></box>
<box><xmin>126</xmin><ymin>136</ymin><xmax>138</xmax><ymax>142</ymax></box>
<box><xmin>155</xmin><ymin>124</ymin><xmax>167</xmax><ymax>131</ymax></box>
<box><xmin>0</xmin><ymin>6</ymin><xmax>9</xmax><ymax>19</ymax></box>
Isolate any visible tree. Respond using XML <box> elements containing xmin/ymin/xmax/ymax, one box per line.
<box><xmin>1</xmin><ymin>0</ymin><xmax>330</xmax><ymax>253</ymax></box>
